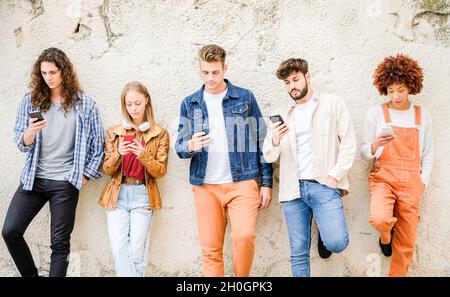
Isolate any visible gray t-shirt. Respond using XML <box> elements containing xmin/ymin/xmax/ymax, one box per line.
<box><xmin>35</xmin><ymin>101</ymin><xmax>77</xmax><ymax>181</ymax></box>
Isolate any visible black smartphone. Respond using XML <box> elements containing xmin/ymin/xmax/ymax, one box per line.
<box><xmin>269</xmin><ymin>114</ymin><xmax>285</xmax><ymax>125</ymax></box>
<box><xmin>28</xmin><ymin>111</ymin><xmax>44</xmax><ymax>122</ymax></box>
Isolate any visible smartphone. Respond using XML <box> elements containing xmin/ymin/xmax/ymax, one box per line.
<box><xmin>269</xmin><ymin>115</ymin><xmax>285</xmax><ymax>125</ymax></box>
<box><xmin>28</xmin><ymin>111</ymin><xmax>44</xmax><ymax>122</ymax></box>
<box><xmin>381</xmin><ymin>127</ymin><xmax>394</xmax><ymax>136</ymax></box>
<box><xmin>123</xmin><ymin>135</ymin><xmax>134</xmax><ymax>143</ymax></box>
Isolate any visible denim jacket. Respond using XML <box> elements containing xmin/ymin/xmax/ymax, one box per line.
<box><xmin>175</xmin><ymin>79</ymin><xmax>272</xmax><ymax>187</ymax></box>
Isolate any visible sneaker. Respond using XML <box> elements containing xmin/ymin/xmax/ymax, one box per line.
<box><xmin>318</xmin><ymin>232</ymin><xmax>332</xmax><ymax>259</ymax></box>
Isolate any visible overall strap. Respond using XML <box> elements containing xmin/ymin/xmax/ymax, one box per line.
<box><xmin>414</xmin><ymin>105</ymin><xmax>422</xmax><ymax>127</ymax></box>
<box><xmin>381</xmin><ymin>103</ymin><xmax>391</xmax><ymax>123</ymax></box>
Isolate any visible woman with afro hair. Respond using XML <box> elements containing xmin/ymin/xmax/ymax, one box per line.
<box><xmin>360</xmin><ymin>54</ymin><xmax>433</xmax><ymax>276</ymax></box>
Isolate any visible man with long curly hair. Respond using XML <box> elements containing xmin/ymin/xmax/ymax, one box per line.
<box><xmin>1</xmin><ymin>48</ymin><xmax>105</xmax><ymax>277</ymax></box>
<box><xmin>361</xmin><ymin>54</ymin><xmax>434</xmax><ymax>276</ymax></box>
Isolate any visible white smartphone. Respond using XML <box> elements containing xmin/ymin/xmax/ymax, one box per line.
<box><xmin>381</xmin><ymin>127</ymin><xmax>394</xmax><ymax>136</ymax></box>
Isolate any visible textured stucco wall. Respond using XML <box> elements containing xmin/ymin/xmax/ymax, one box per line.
<box><xmin>0</xmin><ymin>0</ymin><xmax>449</xmax><ymax>277</ymax></box>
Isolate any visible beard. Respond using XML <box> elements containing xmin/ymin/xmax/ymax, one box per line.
<box><xmin>289</xmin><ymin>84</ymin><xmax>308</xmax><ymax>101</ymax></box>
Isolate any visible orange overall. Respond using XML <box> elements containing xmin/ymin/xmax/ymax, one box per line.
<box><xmin>368</xmin><ymin>103</ymin><xmax>425</xmax><ymax>277</ymax></box>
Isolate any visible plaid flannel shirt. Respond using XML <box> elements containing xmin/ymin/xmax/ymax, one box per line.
<box><xmin>14</xmin><ymin>92</ymin><xmax>105</xmax><ymax>190</ymax></box>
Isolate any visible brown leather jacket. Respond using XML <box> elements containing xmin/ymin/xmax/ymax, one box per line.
<box><xmin>98</xmin><ymin>124</ymin><xmax>169</xmax><ymax>210</ymax></box>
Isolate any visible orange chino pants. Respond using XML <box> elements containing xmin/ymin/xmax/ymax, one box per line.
<box><xmin>192</xmin><ymin>180</ymin><xmax>260</xmax><ymax>277</ymax></box>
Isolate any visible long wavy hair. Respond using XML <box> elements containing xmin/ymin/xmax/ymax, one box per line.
<box><xmin>29</xmin><ymin>47</ymin><xmax>83</xmax><ymax>112</ymax></box>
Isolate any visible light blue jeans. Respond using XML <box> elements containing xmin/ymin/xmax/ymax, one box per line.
<box><xmin>107</xmin><ymin>184</ymin><xmax>153</xmax><ymax>277</ymax></box>
<box><xmin>282</xmin><ymin>180</ymin><xmax>349</xmax><ymax>277</ymax></box>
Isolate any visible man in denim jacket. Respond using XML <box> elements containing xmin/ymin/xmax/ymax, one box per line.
<box><xmin>176</xmin><ymin>44</ymin><xmax>272</xmax><ymax>277</ymax></box>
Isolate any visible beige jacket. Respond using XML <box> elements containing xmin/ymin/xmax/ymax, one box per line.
<box><xmin>263</xmin><ymin>92</ymin><xmax>357</xmax><ymax>202</ymax></box>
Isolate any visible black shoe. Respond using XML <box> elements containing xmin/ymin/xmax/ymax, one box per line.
<box><xmin>318</xmin><ymin>233</ymin><xmax>332</xmax><ymax>259</ymax></box>
<box><xmin>379</xmin><ymin>229</ymin><xmax>394</xmax><ymax>257</ymax></box>
<box><xmin>379</xmin><ymin>238</ymin><xmax>392</xmax><ymax>257</ymax></box>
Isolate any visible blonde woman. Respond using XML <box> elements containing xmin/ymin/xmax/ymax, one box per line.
<box><xmin>99</xmin><ymin>81</ymin><xmax>169</xmax><ymax>276</ymax></box>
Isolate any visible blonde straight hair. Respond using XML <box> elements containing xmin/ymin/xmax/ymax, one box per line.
<box><xmin>120</xmin><ymin>81</ymin><xmax>156</xmax><ymax>128</ymax></box>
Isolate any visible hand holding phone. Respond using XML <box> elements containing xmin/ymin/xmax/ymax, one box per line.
<box><xmin>372</xmin><ymin>127</ymin><xmax>395</xmax><ymax>153</ymax></box>
<box><xmin>188</xmin><ymin>132</ymin><xmax>212</xmax><ymax>152</ymax></box>
<box><xmin>381</xmin><ymin>127</ymin><xmax>394</xmax><ymax>136</ymax></box>
<box><xmin>270</xmin><ymin>115</ymin><xmax>289</xmax><ymax>146</ymax></box>
<box><xmin>119</xmin><ymin>135</ymin><xmax>134</xmax><ymax>156</ymax></box>
<box><xmin>128</xmin><ymin>138</ymin><xmax>145</xmax><ymax>156</ymax></box>
<box><xmin>28</xmin><ymin>111</ymin><xmax>44</xmax><ymax>122</ymax></box>
<box><xmin>123</xmin><ymin>134</ymin><xmax>134</xmax><ymax>143</ymax></box>
<box><xmin>269</xmin><ymin>114</ymin><xmax>285</xmax><ymax>125</ymax></box>
<box><xmin>22</xmin><ymin>111</ymin><xmax>47</xmax><ymax>146</ymax></box>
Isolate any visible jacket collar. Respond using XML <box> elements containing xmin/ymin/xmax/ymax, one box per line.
<box><xmin>189</xmin><ymin>79</ymin><xmax>239</xmax><ymax>103</ymax></box>
<box><xmin>113</xmin><ymin>123</ymin><xmax>162</xmax><ymax>144</ymax></box>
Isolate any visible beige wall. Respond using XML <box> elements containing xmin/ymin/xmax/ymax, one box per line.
<box><xmin>0</xmin><ymin>0</ymin><xmax>449</xmax><ymax>276</ymax></box>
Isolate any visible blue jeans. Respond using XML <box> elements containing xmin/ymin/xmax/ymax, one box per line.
<box><xmin>282</xmin><ymin>180</ymin><xmax>349</xmax><ymax>277</ymax></box>
<box><xmin>107</xmin><ymin>184</ymin><xmax>153</xmax><ymax>277</ymax></box>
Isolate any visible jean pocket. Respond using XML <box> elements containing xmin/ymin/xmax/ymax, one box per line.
<box><xmin>320</xmin><ymin>183</ymin><xmax>342</xmax><ymax>197</ymax></box>
<box><xmin>329</xmin><ymin>186</ymin><xmax>341</xmax><ymax>197</ymax></box>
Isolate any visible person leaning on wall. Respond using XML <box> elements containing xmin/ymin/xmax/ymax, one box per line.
<box><xmin>263</xmin><ymin>58</ymin><xmax>357</xmax><ymax>277</ymax></box>
<box><xmin>1</xmin><ymin>47</ymin><xmax>105</xmax><ymax>277</ymax></box>
<box><xmin>98</xmin><ymin>81</ymin><xmax>169</xmax><ymax>277</ymax></box>
<box><xmin>175</xmin><ymin>44</ymin><xmax>273</xmax><ymax>277</ymax></box>
<box><xmin>361</xmin><ymin>54</ymin><xmax>434</xmax><ymax>277</ymax></box>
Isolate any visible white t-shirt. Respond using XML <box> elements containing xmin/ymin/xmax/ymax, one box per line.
<box><xmin>294</xmin><ymin>95</ymin><xmax>317</xmax><ymax>179</ymax></box>
<box><xmin>203</xmin><ymin>89</ymin><xmax>233</xmax><ymax>184</ymax></box>
<box><xmin>360</xmin><ymin>102</ymin><xmax>434</xmax><ymax>188</ymax></box>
